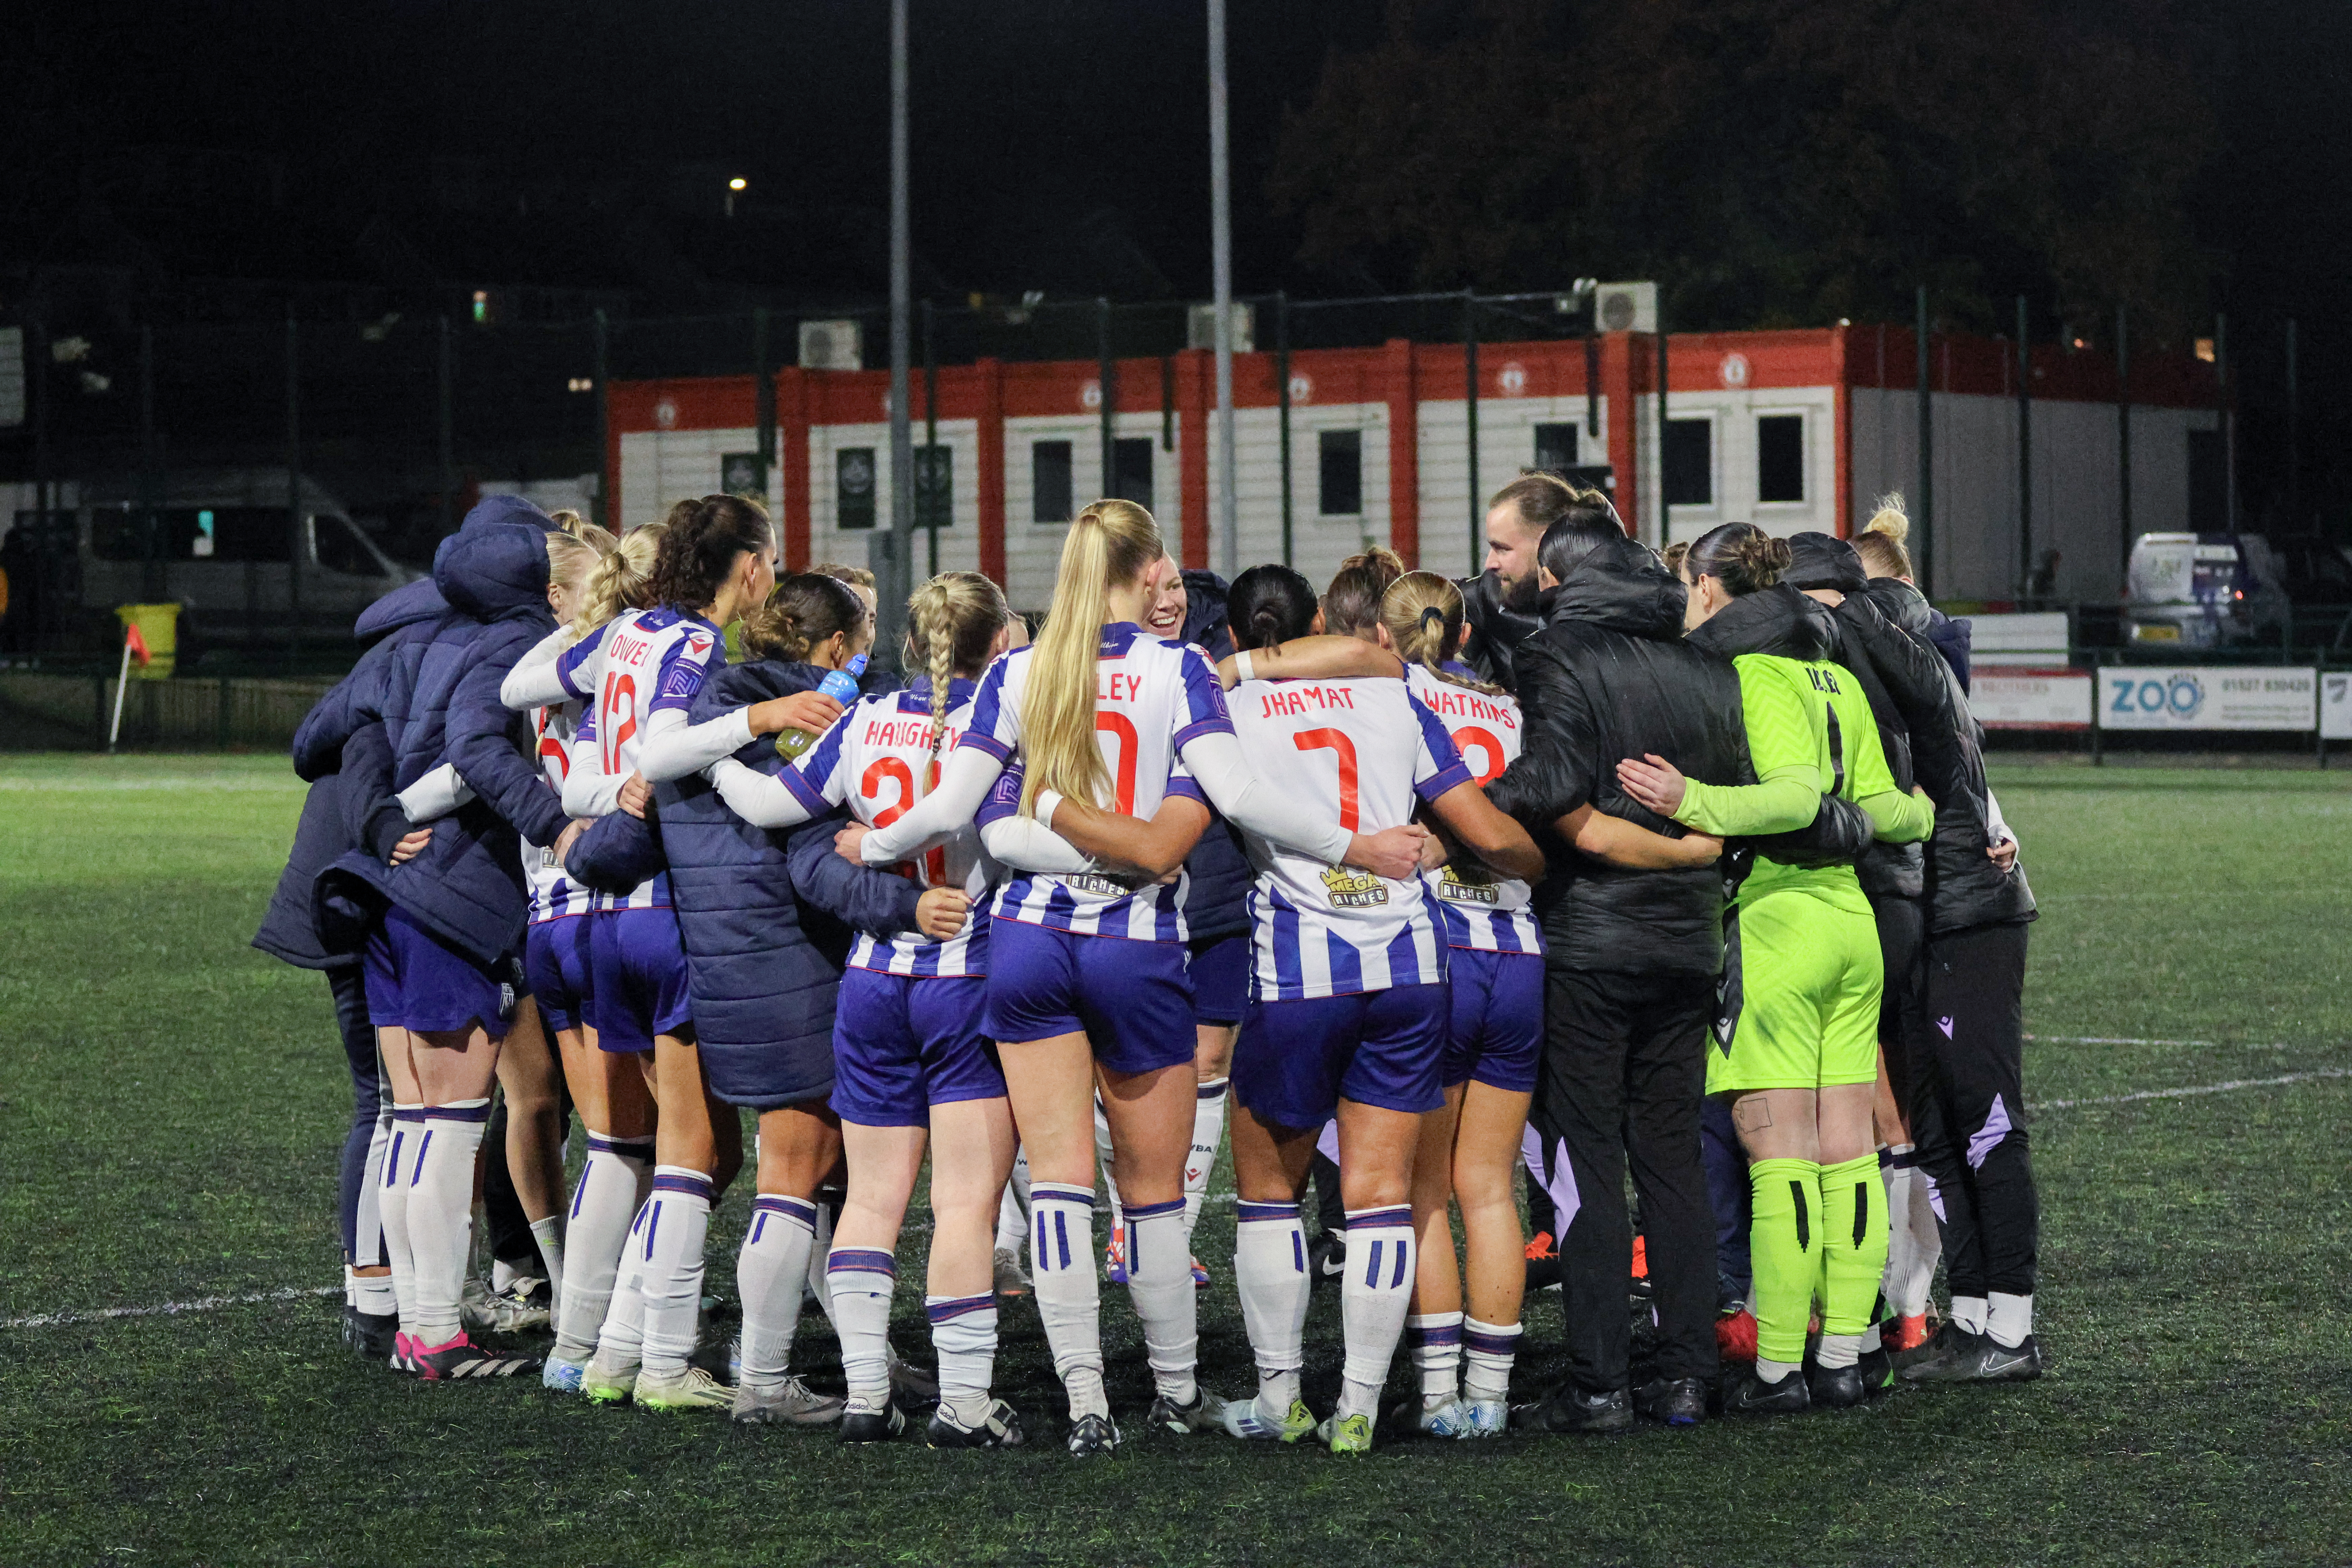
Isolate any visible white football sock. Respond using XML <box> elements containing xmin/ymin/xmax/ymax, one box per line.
<box><xmin>1337</xmin><ymin>1205</ymin><xmax>1415</xmax><ymax>1421</ymax></box>
<box><xmin>1987</xmin><ymin>1291</ymin><xmax>2034</xmax><ymax>1349</ymax></box>
<box><xmin>1232</xmin><ymin>1200</ymin><xmax>1309</xmax><ymax>1414</ymax></box>
<box><xmin>1880</xmin><ymin>1146</ymin><xmax>1940</xmax><ymax>1318</ymax></box>
<box><xmin>927</xmin><ymin>1292</ymin><xmax>999</xmax><ymax>1427</ymax></box>
<box><xmin>736</xmin><ymin>1195</ymin><xmax>818</xmax><ymax>1389</ymax></box>
<box><xmin>379</xmin><ymin>1105</ymin><xmax>424</xmax><ymax>1334</ymax></box>
<box><xmin>637</xmin><ymin>1166</ymin><xmax>714</xmax><ymax>1378</ymax></box>
<box><xmin>1093</xmin><ymin>1097</ymin><xmax>1122</xmax><ymax>1233</ymax></box>
<box><xmin>1123</xmin><ymin>1198</ymin><xmax>1197</xmax><ymax>1405</ymax></box>
<box><xmin>1816</xmin><ymin>1332</ymin><xmax>1864</xmax><ymax>1369</ymax></box>
<box><xmin>806</xmin><ymin>1187</ymin><xmax>842</xmax><ymax>1332</ymax></box>
<box><xmin>1755</xmin><ymin>1356</ymin><xmax>1801</xmax><ymax>1384</ymax></box>
<box><xmin>1406</xmin><ymin>1312</ymin><xmax>1463</xmax><ymax>1405</ymax></box>
<box><xmin>1950</xmin><ymin>1294</ymin><xmax>1989</xmax><ymax>1336</ymax></box>
<box><xmin>408</xmin><ymin>1099</ymin><xmax>493</xmax><ymax>1345</ymax></box>
<box><xmin>351</xmin><ymin>1269</ymin><xmax>396</xmax><ymax>1319</ymax></box>
<box><xmin>594</xmin><ymin>1200</ymin><xmax>650</xmax><ymax>1367</ymax></box>
<box><xmin>556</xmin><ymin>1133</ymin><xmax>653</xmax><ymax>1362</ymax></box>
<box><xmin>827</xmin><ymin>1246</ymin><xmax>898</xmax><ymax>1407</ymax></box>
<box><xmin>1463</xmin><ymin>1316</ymin><xmax>1521</xmax><ymax>1403</ymax></box>
<box><xmin>529</xmin><ymin>1215</ymin><xmax>565</xmax><ymax>1304</ymax></box>
<box><xmin>354</xmin><ymin>1096</ymin><xmax>394</xmax><ymax>1307</ymax></box>
<box><xmin>994</xmin><ymin>1146</ymin><xmax>1033</xmax><ymax>1255</ymax></box>
<box><xmin>1028</xmin><ymin>1182</ymin><xmax>1106</xmax><ymax>1417</ymax></box>
<box><xmin>1182</xmin><ymin>1078</ymin><xmax>1229</xmax><ymax>1240</ymax></box>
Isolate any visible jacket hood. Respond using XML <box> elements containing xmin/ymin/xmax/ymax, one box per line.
<box><xmin>1783</xmin><ymin>533</ymin><xmax>1868</xmax><ymax>594</ymax></box>
<box><xmin>1687</xmin><ymin>582</ymin><xmax>1838</xmax><ymax>662</ymax></box>
<box><xmin>1179</xmin><ymin>568</ymin><xmax>1234</xmax><ymax>660</ymax></box>
<box><xmin>695</xmin><ymin>658</ymin><xmax>823</xmax><ymax>719</ymax></box>
<box><xmin>434</xmin><ymin>522</ymin><xmax>552</xmax><ymax>621</ymax></box>
<box><xmin>1546</xmin><ymin>534</ymin><xmax>1688</xmax><ymax>641</ymax></box>
<box><xmin>353</xmin><ymin>577</ymin><xmax>448</xmax><ymax>640</ymax></box>
<box><xmin>461</xmin><ymin>493</ymin><xmax>559</xmax><ymax>534</ymax></box>
<box><xmin>1862</xmin><ymin>576</ymin><xmax>1934</xmax><ymax>634</ymax></box>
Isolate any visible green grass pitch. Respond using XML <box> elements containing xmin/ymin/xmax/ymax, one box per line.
<box><xmin>1</xmin><ymin>753</ymin><xmax>2347</xmax><ymax>1566</ymax></box>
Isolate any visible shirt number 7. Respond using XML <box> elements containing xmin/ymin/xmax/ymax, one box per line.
<box><xmin>1293</xmin><ymin>728</ymin><xmax>1359</xmax><ymax>831</ymax></box>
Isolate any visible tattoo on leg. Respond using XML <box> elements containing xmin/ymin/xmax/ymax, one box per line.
<box><xmin>1733</xmin><ymin>1095</ymin><xmax>1774</xmax><ymax>1134</ymax></box>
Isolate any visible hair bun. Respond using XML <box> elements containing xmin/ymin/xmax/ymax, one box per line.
<box><xmin>1864</xmin><ymin>494</ymin><xmax>1911</xmax><ymax>544</ymax></box>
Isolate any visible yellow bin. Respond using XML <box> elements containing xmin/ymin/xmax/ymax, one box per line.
<box><xmin>116</xmin><ymin>603</ymin><xmax>181</xmax><ymax>681</ymax></box>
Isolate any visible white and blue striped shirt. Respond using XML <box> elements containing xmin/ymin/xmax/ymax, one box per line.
<box><xmin>1405</xmin><ymin>663</ymin><xmax>1544</xmax><ymax>956</ymax></box>
<box><xmin>1230</xmin><ymin>677</ymin><xmax>1472</xmax><ymax>1001</ymax></box>
<box><xmin>562</xmin><ymin>607</ymin><xmax>726</xmax><ymax>911</ymax></box>
<box><xmin>961</xmin><ymin>624</ymin><xmax>1230</xmax><ymax>944</ymax></box>
<box><xmin>774</xmin><ymin>678</ymin><xmax>994</xmax><ymax>977</ymax></box>
<box><xmin>524</xmin><ymin>698</ymin><xmax>594</xmax><ymax>924</ymax></box>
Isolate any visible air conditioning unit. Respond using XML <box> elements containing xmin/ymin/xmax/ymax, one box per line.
<box><xmin>1186</xmin><ymin>301</ymin><xmax>1255</xmax><ymax>354</ymax></box>
<box><xmin>799</xmin><ymin>318</ymin><xmax>863</xmax><ymax>371</ymax></box>
<box><xmin>1593</xmin><ymin>281</ymin><xmax>1658</xmax><ymax>335</ymax></box>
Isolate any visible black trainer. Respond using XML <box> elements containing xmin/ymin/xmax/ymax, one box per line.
<box><xmin>1958</xmin><ymin>1334</ymin><xmax>2044</xmax><ymax>1382</ymax></box>
<box><xmin>1510</xmin><ymin>1382</ymin><xmax>1633</xmax><ymax>1435</ymax></box>
<box><xmin>1632</xmin><ymin>1376</ymin><xmax>1708</xmax><ymax>1426</ymax></box>
<box><xmin>925</xmin><ymin>1399</ymin><xmax>1025</xmax><ymax>1449</ymax></box>
<box><xmin>1898</xmin><ymin>1323</ymin><xmax>1989</xmax><ymax>1384</ymax></box>
<box><xmin>1807</xmin><ymin>1363</ymin><xmax>1867</xmax><ymax>1409</ymax></box>
<box><xmin>1066</xmin><ymin>1411</ymin><xmax>1122</xmax><ymax>1457</ymax></box>
<box><xmin>839</xmin><ymin>1396</ymin><xmax>907</xmax><ymax>1444</ymax></box>
<box><xmin>1854</xmin><ymin>1346</ymin><xmax>1896</xmax><ymax>1395</ymax></box>
<box><xmin>1721</xmin><ymin>1366</ymin><xmax>1811</xmax><ymax>1417</ymax></box>
<box><xmin>344</xmin><ymin>1306</ymin><xmax>398</xmax><ymax>1362</ymax></box>
<box><xmin>1146</xmin><ymin>1388</ymin><xmax>1222</xmax><ymax>1435</ymax></box>
<box><xmin>1306</xmin><ymin>1231</ymin><xmax>1347</xmax><ymax>1291</ymax></box>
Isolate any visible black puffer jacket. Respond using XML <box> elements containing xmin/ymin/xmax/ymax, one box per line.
<box><xmin>1785</xmin><ymin>535</ymin><xmax>1924</xmax><ymax>901</ymax></box>
<box><xmin>1457</xmin><ymin>569</ymin><xmax>1543</xmax><ymax>694</ymax></box>
<box><xmin>1177</xmin><ymin>569</ymin><xmax>1250</xmax><ymax>940</ymax></box>
<box><xmin>1486</xmin><ymin>537</ymin><xmax>1749</xmax><ymax>976</ymax></box>
<box><xmin>1860</xmin><ymin>579</ymin><xmax>2035</xmax><ymax>933</ymax></box>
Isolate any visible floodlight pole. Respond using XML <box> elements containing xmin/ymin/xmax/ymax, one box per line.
<box><xmin>1209</xmin><ymin>0</ymin><xmax>1238</xmax><ymax>577</ymax></box>
<box><xmin>882</xmin><ymin>0</ymin><xmax>914</xmax><ymax>670</ymax></box>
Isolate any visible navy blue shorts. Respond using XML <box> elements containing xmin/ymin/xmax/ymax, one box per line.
<box><xmin>981</xmin><ymin>917</ymin><xmax>1195</xmax><ymax>1075</ymax></box>
<box><xmin>1233</xmin><ymin>982</ymin><xmax>1448</xmax><ymax>1130</ymax></box>
<box><xmin>1442</xmin><ymin>947</ymin><xmax>1542</xmax><ymax>1094</ymax></box>
<box><xmin>831</xmin><ymin>968</ymin><xmax>1005</xmax><ymax>1127</ymax></box>
<box><xmin>363</xmin><ymin>904</ymin><xmax>514</xmax><ymax>1039</ymax></box>
<box><xmin>523</xmin><ymin>915</ymin><xmax>594</xmax><ymax>1036</ymax></box>
<box><xmin>589</xmin><ymin>906</ymin><xmax>692</xmax><ymax>1054</ymax></box>
<box><xmin>1187</xmin><ymin>932</ymin><xmax>1248</xmax><ymax>1027</ymax></box>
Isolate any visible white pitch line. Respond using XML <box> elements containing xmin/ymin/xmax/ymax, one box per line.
<box><xmin>2039</xmin><ymin>1067</ymin><xmax>2352</xmax><ymax>1111</ymax></box>
<box><xmin>11</xmin><ymin>1072</ymin><xmax>2349</xmax><ymax>1332</ymax></box>
<box><xmin>2027</xmin><ymin>1034</ymin><xmax>2219</xmax><ymax>1047</ymax></box>
<box><xmin>0</xmin><ymin>1284</ymin><xmax>338</xmax><ymax>1331</ymax></box>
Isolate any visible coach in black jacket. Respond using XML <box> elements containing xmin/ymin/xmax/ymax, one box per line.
<box><xmin>1485</xmin><ymin>526</ymin><xmax>1747</xmax><ymax>1431</ymax></box>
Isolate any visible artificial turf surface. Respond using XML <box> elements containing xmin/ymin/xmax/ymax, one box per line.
<box><xmin>0</xmin><ymin>752</ymin><xmax>2346</xmax><ymax>1566</ymax></box>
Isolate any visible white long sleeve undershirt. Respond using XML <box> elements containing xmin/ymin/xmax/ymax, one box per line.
<box><xmin>561</xmin><ymin>732</ymin><xmax>629</xmax><ymax>819</ymax></box>
<box><xmin>704</xmin><ymin>754</ymin><xmax>817</xmax><ymax>830</ymax></box>
<box><xmin>978</xmin><ymin>810</ymin><xmax>1098</xmax><ymax>875</ymax></box>
<box><xmin>500</xmin><ymin>625</ymin><xmax>575</xmax><ymax>710</ymax></box>
<box><xmin>856</xmin><ymin>726</ymin><xmax>1352</xmax><ymax>869</ymax></box>
<box><xmin>636</xmin><ymin>703</ymin><xmax>757</xmax><ymax>784</ymax></box>
<box><xmin>397</xmin><ymin>762</ymin><xmax>474</xmax><ymax>823</ymax></box>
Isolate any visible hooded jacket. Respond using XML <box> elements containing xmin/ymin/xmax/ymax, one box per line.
<box><xmin>1174</xmin><ymin>569</ymin><xmax>1250</xmax><ymax>941</ymax></box>
<box><xmin>310</xmin><ymin>520</ymin><xmax>565</xmax><ymax>965</ymax></box>
<box><xmin>656</xmin><ymin>659</ymin><xmax>927</xmax><ymax>1110</ymax></box>
<box><xmin>256</xmin><ymin>572</ymin><xmax>460</xmax><ymax>969</ymax></box>
<box><xmin>1457</xmin><ymin>569</ymin><xmax>1544</xmax><ymax>693</ymax></box>
<box><xmin>1861</xmin><ymin>578</ymin><xmax>2035</xmax><ymax>933</ymax></box>
<box><xmin>1485</xmin><ymin>536</ymin><xmax>1751</xmax><ymax>975</ymax></box>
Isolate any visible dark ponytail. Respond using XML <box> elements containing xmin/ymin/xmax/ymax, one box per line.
<box><xmin>648</xmin><ymin>493</ymin><xmax>777</xmax><ymax>613</ymax></box>
<box><xmin>741</xmin><ymin>572</ymin><xmax>866</xmax><ymax>663</ymax></box>
<box><xmin>1226</xmin><ymin>563</ymin><xmax>1318</xmax><ymax>653</ymax></box>
<box><xmin>1685</xmin><ymin>522</ymin><xmax>1793</xmax><ymax>597</ymax></box>
<box><xmin>1321</xmin><ymin>546</ymin><xmax>1404</xmax><ymax>637</ymax></box>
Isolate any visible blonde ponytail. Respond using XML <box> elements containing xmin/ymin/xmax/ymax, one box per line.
<box><xmin>1380</xmin><ymin>571</ymin><xmax>1504</xmax><ymax>695</ymax></box>
<box><xmin>906</xmin><ymin>571</ymin><xmax>1011</xmax><ymax>769</ymax></box>
<box><xmin>1857</xmin><ymin>494</ymin><xmax>1915</xmax><ymax>580</ymax></box>
<box><xmin>1020</xmin><ymin>498</ymin><xmax>1163</xmax><ymax>817</ymax></box>
<box><xmin>567</xmin><ymin>521</ymin><xmax>665</xmax><ymax>645</ymax></box>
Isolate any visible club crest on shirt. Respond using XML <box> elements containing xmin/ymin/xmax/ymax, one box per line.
<box><xmin>1320</xmin><ymin>864</ymin><xmax>1389</xmax><ymax>908</ymax></box>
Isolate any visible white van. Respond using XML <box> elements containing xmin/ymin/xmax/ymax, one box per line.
<box><xmin>23</xmin><ymin>470</ymin><xmax>420</xmax><ymax>651</ymax></box>
<box><xmin>2124</xmin><ymin>532</ymin><xmax>2288</xmax><ymax>648</ymax></box>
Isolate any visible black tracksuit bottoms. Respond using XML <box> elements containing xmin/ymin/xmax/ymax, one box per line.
<box><xmin>1529</xmin><ymin>964</ymin><xmax>1721</xmax><ymax>1389</ymax></box>
<box><xmin>1904</xmin><ymin>919</ymin><xmax>2039</xmax><ymax>1300</ymax></box>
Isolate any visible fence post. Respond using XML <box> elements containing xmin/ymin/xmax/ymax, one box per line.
<box><xmin>1097</xmin><ymin>298</ymin><xmax>1117</xmax><ymax>498</ymax></box>
<box><xmin>593</xmin><ymin>310</ymin><xmax>611</xmax><ymax>529</ymax></box>
<box><xmin>1657</xmin><ymin>307</ymin><xmax>1670</xmax><ymax>548</ymax></box>
<box><xmin>923</xmin><ymin>297</ymin><xmax>939</xmax><ymax>577</ymax></box>
<box><xmin>218</xmin><ymin>676</ymin><xmax>232</xmax><ymax>750</ymax></box>
<box><xmin>438</xmin><ymin>315</ymin><xmax>456</xmax><ymax>536</ymax></box>
<box><xmin>2286</xmin><ymin>317</ymin><xmax>2300</xmax><ymax>529</ymax></box>
<box><xmin>1276</xmin><ymin>291</ymin><xmax>1293</xmax><ymax>568</ymax></box>
<box><xmin>1916</xmin><ymin>287</ymin><xmax>1935</xmax><ymax>600</ymax></box>
<box><xmin>1464</xmin><ymin>289</ymin><xmax>1479</xmax><ymax>575</ymax></box>
<box><xmin>2117</xmin><ymin>304</ymin><xmax>2131</xmax><ymax>598</ymax></box>
<box><xmin>2017</xmin><ymin>295</ymin><xmax>2032</xmax><ymax>603</ymax></box>
<box><xmin>286</xmin><ymin>309</ymin><xmax>302</xmax><ymax>667</ymax></box>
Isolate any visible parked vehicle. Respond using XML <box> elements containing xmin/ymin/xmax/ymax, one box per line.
<box><xmin>2125</xmin><ymin>532</ymin><xmax>2291</xmax><ymax>647</ymax></box>
<box><xmin>6</xmin><ymin>470</ymin><xmax>420</xmax><ymax>655</ymax></box>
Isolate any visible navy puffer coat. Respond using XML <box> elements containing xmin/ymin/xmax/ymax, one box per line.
<box><xmin>1175</xmin><ymin>569</ymin><xmax>1250</xmax><ymax>941</ymax></box>
<box><xmin>310</xmin><ymin>519</ymin><xmax>565</xmax><ymax>964</ymax></box>
<box><xmin>657</xmin><ymin>660</ymin><xmax>926</xmax><ymax>1110</ymax></box>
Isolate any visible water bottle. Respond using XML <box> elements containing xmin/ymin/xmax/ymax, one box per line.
<box><xmin>776</xmin><ymin>653</ymin><xmax>866</xmax><ymax>760</ymax></box>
